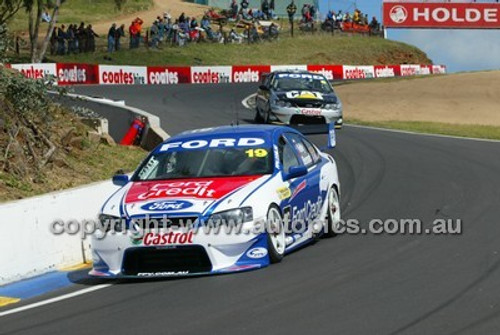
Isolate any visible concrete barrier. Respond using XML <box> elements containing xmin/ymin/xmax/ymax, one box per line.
<box><xmin>0</xmin><ymin>180</ymin><xmax>119</xmax><ymax>285</ymax></box>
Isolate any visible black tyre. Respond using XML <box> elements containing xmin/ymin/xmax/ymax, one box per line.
<box><xmin>324</xmin><ymin>186</ymin><xmax>341</xmax><ymax>238</ymax></box>
<box><xmin>266</xmin><ymin>205</ymin><xmax>285</xmax><ymax>263</ymax></box>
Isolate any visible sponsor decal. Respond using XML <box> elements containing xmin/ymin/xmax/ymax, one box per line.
<box><xmin>99</xmin><ymin>65</ymin><xmax>147</xmax><ymax>85</ymax></box>
<box><xmin>125</xmin><ymin>176</ymin><xmax>261</xmax><ymax>203</ymax></box>
<box><xmin>246</xmin><ymin>247</ymin><xmax>268</xmax><ymax>259</ymax></box>
<box><xmin>137</xmin><ymin>271</ymin><xmax>190</xmax><ymax>277</ymax></box>
<box><xmin>232</xmin><ymin>65</ymin><xmax>270</xmax><ymax>83</ymax></box>
<box><xmin>143</xmin><ymin>231</ymin><xmax>194</xmax><ymax>245</ymax></box>
<box><xmin>290</xmin><ymin>180</ymin><xmax>307</xmax><ymax>201</ymax></box>
<box><xmin>300</xmin><ymin>108</ymin><xmax>322</xmax><ymax>116</ymax></box>
<box><xmin>307</xmin><ymin>65</ymin><xmax>343</xmax><ymax>80</ymax></box>
<box><xmin>56</xmin><ymin>63</ymin><xmax>98</xmax><ymax>85</ymax></box>
<box><xmin>285</xmin><ymin>196</ymin><xmax>323</xmax><ymax>229</ymax></box>
<box><xmin>140</xmin><ymin>200</ymin><xmax>194</xmax><ymax>212</ymax></box>
<box><xmin>420</xmin><ymin>65</ymin><xmax>432</xmax><ymax>75</ymax></box>
<box><xmin>11</xmin><ymin>63</ymin><xmax>57</xmax><ymax>80</ymax></box>
<box><xmin>147</xmin><ymin>66</ymin><xmax>191</xmax><ymax>84</ymax></box>
<box><xmin>277</xmin><ymin>186</ymin><xmax>292</xmax><ymax>200</ymax></box>
<box><xmin>159</xmin><ymin>137</ymin><xmax>266</xmax><ymax>152</ymax></box>
<box><xmin>383</xmin><ymin>2</ymin><xmax>500</xmax><ymax>29</ymax></box>
<box><xmin>277</xmin><ymin>73</ymin><xmax>325</xmax><ymax>80</ymax></box>
<box><xmin>285</xmin><ymin>91</ymin><xmax>324</xmax><ymax>100</ymax></box>
<box><xmin>191</xmin><ymin>66</ymin><xmax>231</xmax><ymax>84</ymax></box>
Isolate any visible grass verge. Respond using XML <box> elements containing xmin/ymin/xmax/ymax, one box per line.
<box><xmin>42</xmin><ymin>33</ymin><xmax>431</xmax><ymax>66</ymax></box>
<box><xmin>347</xmin><ymin>119</ymin><xmax>500</xmax><ymax>141</ymax></box>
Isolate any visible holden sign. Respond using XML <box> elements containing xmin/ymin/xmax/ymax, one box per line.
<box><xmin>383</xmin><ymin>1</ymin><xmax>500</xmax><ymax>29</ymax></box>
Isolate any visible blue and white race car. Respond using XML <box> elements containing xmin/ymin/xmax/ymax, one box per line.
<box><xmin>90</xmin><ymin>124</ymin><xmax>341</xmax><ymax>278</ymax></box>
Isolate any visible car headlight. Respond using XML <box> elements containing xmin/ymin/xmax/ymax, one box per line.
<box><xmin>275</xmin><ymin>100</ymin><xmax>292</xmax><ymax>108</ymax></box>
<box><xmin>324</xmin><ymin>102</ymin><xmax>342</xmax><ymax>110</ymax></box>
<box><xmin>207</xmin><ymin>207</ymin><xmax>253</xmax><ymax>226</ymax></box>
<box><xmin>98</xmin><ymin>214</ymin><xmax>126</xmax><ymax>233</ymax></box>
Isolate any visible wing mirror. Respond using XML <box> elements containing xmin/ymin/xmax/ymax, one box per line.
<box><xmin>283</xmin><ymin>165</ymin><xmax>308</xmax><ymax>181</ymax></box>
<box><xmin>112</xmin><ymin>174</ymin><xmax>129</xmax><ymax>186</ymax></box>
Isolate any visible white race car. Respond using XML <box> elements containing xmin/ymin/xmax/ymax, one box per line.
<box><xmin>90</xmin><ymin>124</ymin><xmax>341</xmax><ymax>278</ymax></box>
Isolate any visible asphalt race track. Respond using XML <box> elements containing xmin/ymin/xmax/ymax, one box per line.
<box><xmin>2</xmin><ymin>83</ymin><xmax>500</xmax><ymax>335</ymax></box>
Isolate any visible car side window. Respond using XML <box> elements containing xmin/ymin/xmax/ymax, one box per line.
<box><xmin>285</xmin><ymin>133</ymin><xmax>314</xmax><ymax>167</ymax></box>
<box><xmin>278</xmin><ymin>136</ymin><xmax>300</xmax><ymax>173</ymax></box>
<box><xmin>301</xmin><ymin>138</ymin><xmax>321</xmax><ymax>164</ymax></box>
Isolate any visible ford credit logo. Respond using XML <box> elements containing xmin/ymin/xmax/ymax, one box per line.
<box><xmin>141</xmin><ymin>200</ymin><xmax>193</xmax><ymax>212</ymax></box>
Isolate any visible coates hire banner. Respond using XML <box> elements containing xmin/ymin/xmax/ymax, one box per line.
<box><xmin>8</xmin><ymin>63</ymin><xmax>447</xmax><ymax>85</ymax></box>
<box><xmin>383</xmin><ymin>1</ymin><xmax>500</xmax><ymax>29</ymax></box>
<box><xmin>57</xmin><ymin>63</ymin><xmax>98</xmax><ymax>85</ymax></box>
<box><xmin>99</xmin><ymin>65</ymin><xmax>147</xmax><ymax>85</ymax></box>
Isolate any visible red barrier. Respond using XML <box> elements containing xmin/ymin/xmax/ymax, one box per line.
<box><xmin>120</xmin><ymin>117</ymin><xmax>146</xmax><ymax>146</ymax></box>
<box><xmin>147</xmin><ymin>66</ymin><xmax>191</xmax><ymax>84</ymax></box>
<box><xmin>56</xmin><ymin>63</ymin><xmax>99</xmax><ymax>85</ymax></box>
<box><xmin>307</xmin><ymin>65</ymin><xmax>343</xmax><ymax>80</ymax></box>
<box><xmin>342</xmin><ymin>22</ymin><xmax>371</xmax><ymax>34</ymax></box>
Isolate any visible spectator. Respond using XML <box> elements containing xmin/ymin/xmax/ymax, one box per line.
<box><xmin>261</xmin><ymin>0</ymin><xmax>270</xmax><ymax>19</ymax></box>
<box><xmin>150</xmin><ymin>20</ymin><xmax>160</xmax><ymax>48</ymax></box>
<box><xmin>56</xmin><ymin>25</ymin><xmax>66</xmax><ymax>55</ymax></box>
<box><xmin>86</xmin><ymin>24</ymin><xmax>98</xmax><ymax>52</ymax></box>
<box><xmin>301</xmin><ymin>4</ymin><xmax>309</xmax><ymax>21</ymax></box>
<box><xmin>287</xmin><ymin>0</ymin><xmax>297</xmax><ymax>23</ymax></box>
<box><xmin>42</xmin><ymin>10</ymin><xmax>51</xmax><ymax>23</ymax></box>
<box><xmin>115</xmin><ymin>24</ymin><xmax>125</xmax><ymax>50</ymax></box>
<box><xmin>353</xmin><ymin>9</ymin><xmax>361</xmax><ymax>24</ymax></box>
<box><xmin>77</xmin><ymin>22</ymin><xmax>86</xmax><ymax>52</ymax></box>
<box><xmin>230</xmin><ymin>0</ymin><xmax>238</xmax><ymax>18</ymax></box>
<box><xmin>241</xmin><ymin>0</ymin><xmax>249</xmax><ymax>10</ymax></box>
<box><xmin>128</xmin><ymin>21</ymin><xmax>137</xmax><ymax>48</ymax></box>
<box><xmin>363</xmin><ymin>14</ymin><xmax>369</xmax><ymax>25</ymax></box>
<box><xmin>269</xmin><ymin>0</ymin><xmax>275</xmax><ymax>19</ymax></box>
<box><xmin>309</xmin><ymin>4</ymin><xmax>316</xmax><ymax>21</ymax></box>
<box><xmin>107</xmin><ymin>23</ymin><xmax>117</xmax><ymax>52</ymax></box>
<box><xmin>369</xmin><ymin>16</ymin><xmax>380</xmax><ymax>31</ymax></box>
<box><xmin>50</xmin><ymin>26</ymin><xmax>57</xmax><ymax>55</ymax></box>
<box><xmin>67</xmin><ymin>24</ymin><xmax>77</xmax><ymax>54</ymax></box>
<box><xmin>179</xmin><ymin>12</ymin><xmax>186</xmax><ymax>23</ymax></box>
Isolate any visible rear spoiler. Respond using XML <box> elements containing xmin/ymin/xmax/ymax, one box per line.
<box><xmin>289</xmin><ymin>123</ymin><xmax>336</xmax><ymax>149</ymax></box>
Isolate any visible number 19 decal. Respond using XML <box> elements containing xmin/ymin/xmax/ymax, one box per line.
<box><xmin>245</xmin><ymin>148</ymin><xmax>268</xmax><ymax>158</ymax></box>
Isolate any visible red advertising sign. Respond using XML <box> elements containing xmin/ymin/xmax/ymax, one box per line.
<box><xmin>307</xmin><ymin>65</ymin><xmax>343</xmax><ymax>80</ymax></box>
<box><xmin>383</xmin><ymin>1</ymin><xmax>500</xmax><ymax>29</ymax></box>
<box><xmin>232</xmin><ymin>65</ymin><xmax>270</xmax><ymax>83</ymax></box>
<box><xmin>147</xmin><ymin>66</ymin><xmax>191</xmax><ymax>84</ymax></box>
<box><xmin>56</xmin><ymin>63</ymin><xmax>98</xmax><ymax>85</ymax></box>
<box><xmin>374</xmin><ymin>65</ymin><xmax>401</xmax><ymax>78</ymax></box>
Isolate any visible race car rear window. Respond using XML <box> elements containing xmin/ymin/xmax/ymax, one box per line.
<box><xmin>134</xmin><ymin>147</ymin><xmax>274</xmax><ymax>181</ymax></box>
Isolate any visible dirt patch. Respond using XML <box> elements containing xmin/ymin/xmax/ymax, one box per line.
<box><xmin>336</xmin><ymin>71</ymin><xmax>500</xmax><ymax>126</ymax></box>
<box><xmin>92</xmin><ymin>0</ymin><xmax>209</xmax><ymax>34</ymax></box>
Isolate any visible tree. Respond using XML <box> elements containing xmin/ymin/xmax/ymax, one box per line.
<box><xmin>24</xmin><ymin>0</ymin><xmax>64</xmax><ymax>63</ymax></box>
<box><xmin>0</xmin><ymin>0</ymin><xmax>23</xmax><ymax>26</ymax></box>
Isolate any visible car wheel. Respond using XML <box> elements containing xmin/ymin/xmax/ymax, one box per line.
<box><xmin>266</xmin><ymin>205</ymin><xmax>285</xmax><ymax>263</ymax></box>
<box><xmin>324</xmin><ymin>186</ymin><xmax>341</xmax><ymax>237</ymax></box>
<box><xmin>254</xmin><ymin>107</ymin><xmax>264</xmax><ymax>123</ymax></box>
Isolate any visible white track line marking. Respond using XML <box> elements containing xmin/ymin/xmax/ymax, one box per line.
<box><xmin>0</xmin><ymin>284</ymin><xmax>112</xmax><ymax>318</ymax></box>
<box><xmin>345</xmin><ymin>124</ymin><xmax>500</xmax><ymax>144</ymax></box>
<box><xmin>241</xmin><ymin>94</ymin><xmax>256</xmax><ymax>109</ymax></box>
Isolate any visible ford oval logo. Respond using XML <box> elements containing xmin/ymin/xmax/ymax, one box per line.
<box><xmin>141</xmin><ymin>200</ymin><xmax>193</xmax><ymax>212</ymax></box>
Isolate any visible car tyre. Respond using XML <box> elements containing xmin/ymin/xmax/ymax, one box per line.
<box><xmin>324</xmin><ymin>186</ymin><xmax>341</xmax><ymax>238</ymax></box>
<box><xmin>266</xmin><ymin>205</ymin><xmax>285</xmax><ymax>263</ymax></box>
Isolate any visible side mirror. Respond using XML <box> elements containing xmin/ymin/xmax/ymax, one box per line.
<box><xmin>259</xmin><ymin>85</ymin><xmax>269</xmax><ymax>91</ymax></box>
<box><xmin>283</xmin><ymin>165</ymin><xmax>308</xmax><ymax>181</ymax></box>
<box><xmin>112</xmin><ymin>174</ymin><xmax>129</xmax><ymax>186</ymax></box>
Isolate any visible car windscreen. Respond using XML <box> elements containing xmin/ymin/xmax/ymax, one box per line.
<box><xmin>272</xmin><ymin>73</ymin><xmax>333</xmax><ymax>94</ymax></box>
<box><xmin>134</xmin><ymin>147</ymin><xmax>274</xmax><ymax>181</ymax></box>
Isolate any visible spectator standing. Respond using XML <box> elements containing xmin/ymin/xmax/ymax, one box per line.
<box><xmin>56</xmin><ymin>25</ymin><xmax>66</xmax><ymax>55</ymax></box>
<box><xmin>230</xmin><ymin>0</ymin><xmax>238</xmax><ymax>18</ymax></box>
<box><xmin>107</xmin><ymin>23</ymin><xmax>117</xmax><ymax>52</ymax></box>
<box><xmin>86</xmin><ymin>24</ymin><xmax>98</xmax><ymax>52</ymax></box>
<box><xmin>115</xmin><ymin>24</ymin><xmax>125</xmax><ymax>50</ymax></box>
<box><xmin>77</xmin><ymin>22</ymin><xmax>86</xmax><ymax>52</ymax></box>
<box><xmin>150</xmin><ymin>20</ymin><xmax>160</xmax><ymax>48</ymax></box>
<box><xmin>287</xmin><ymin>0</ymin><xmax>297</xmax><ymax>23</ymax></box>
<box><xmin>67</xmin><ymin>24</ymin><xmax>77</xmax><ymax>54</ymax></box>
<box><xmin>261</xmin><ymin>0</ymin><xmax>270</xmax><ymax>19</ymax></box>
<box><xmin>301</xmin><ymin>4</ymin><xmax>308</xmax><ymax>21</ymax></box>
<box><xmin>128</xmin><ymin>21</ymin><xmax>136</xmax><ymax>48</ymax></box>
<box><xmin>309</xmin><ymin>4</ymin><xmax>316</xmax><ymax>21</ymax></box>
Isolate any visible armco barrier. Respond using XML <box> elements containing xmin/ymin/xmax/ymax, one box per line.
<box><xmin>0</xmin><ymin>180</ymin><xmax>119</xmax><ymax>285</ymax></box>
<box><xmin>8</xmin><ymin>63</ymin><xmax>447</xmax><ymax>85</ymax></box>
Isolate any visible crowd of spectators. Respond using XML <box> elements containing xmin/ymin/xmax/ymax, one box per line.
<box><xmin>50</xmin><ymin>23</ymin><xmax>99</xmax><ymax>55</ymax></box>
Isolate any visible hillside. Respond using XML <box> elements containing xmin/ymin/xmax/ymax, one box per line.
<box><xmin>46</xmin><ymin>34</ymin><xmax>432</xmax><ymax>66</ymax></box>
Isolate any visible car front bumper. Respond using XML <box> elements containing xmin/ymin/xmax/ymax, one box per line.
<box><xmin>271</xmin><ymin>106</ymin><xmax>343</xmax><ymax>127</ymax></box>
